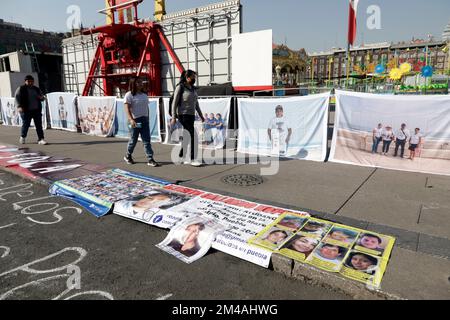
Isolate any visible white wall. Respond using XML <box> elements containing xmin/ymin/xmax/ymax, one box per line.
<box><xmin>232</xmin><ymin>29</ymin><xmax>273</xmax><ymax>89</ymax></box>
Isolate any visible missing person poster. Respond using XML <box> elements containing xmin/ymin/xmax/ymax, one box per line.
<box><xmin>114</xmin><ymin>98</ymin><xmax>161</xmax><ymax>142</ymax></box>
<box><xmin>113</xmin><ymin>188</ymin><xmax>194</xmax><ymax>228</ymax></box>
<box><xmin>156</xmin><ymin>216</ymin><xmax>227</xmax><ymax>264</ymax></box>
<box><xmin>163</xmin><ymin>98</ymin><xmax>231</xmax><ymax>149</ymax></box>
<box><xmin>0</xmin><ymin>97</ymin><xmax>47</xmax><ymax>129</ymax></box>
<box><xmin>248</xmin><ymin>213</ymin><xmax>395</xmax><ymax>288</ymax></box>
<box><xmin>330</xmin><ymin>90</ymin><xmax>450</xmax><ymax>176</ymax></box>
<box><xmin>77</xmin><ymin>96</ymin><xmax>116</xmax><ymax>137</ymax></box>
<box><xmin>237</xmin><ymin>93</ymin><xmax>330</xmax><ymax>161</ymax></box>
<box><xmin>46</xmin><ymin>93</ymin><xmax>78</xmax><ymax>132</ymax></box>
<box><xmin>50</xmin><ymin>169</ymin><xmax>170</xmax><ymax>217</ymax></box>
<box><xmin>157</xmin><ymin>185</ymin><xmax>310</xmax><ymax>268</ymax></box>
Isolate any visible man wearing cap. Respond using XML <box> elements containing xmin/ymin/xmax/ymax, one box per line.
<box><xmin>14</xmin><ymin>75</ymin><xmax>47</xmax><ymax>145</ymax></box>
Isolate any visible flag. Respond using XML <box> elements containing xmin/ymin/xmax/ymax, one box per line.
<box><xmin>348</xmin><ymin>0</ymin><xmax>359</xmax><ymax>46</ymax></box>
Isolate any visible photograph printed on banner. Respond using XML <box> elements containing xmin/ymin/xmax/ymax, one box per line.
<box><xmin>353</xmin><ymin>232</ymin><xmax>395</xmax><ymax>258</ymax></box>
<box><xmin>163</xmin><ymin>98</ymin><xmax>231</xmax><ymax>149</ymax></box>
<box><xmin>113</xmin><ymin>189</ymin><xmax>193</xmax><ymax>225</ymax></box>
<box><xmin>0</xmin><ymin>97</ymin><xmax>47</xmax><ymax>128</ymax></box>
<box><xmin>237</xmin><ymin>94</ymin><xmax>329</xmax><ymax>161</ymax></box>
<box><xmin>277</xmin><ymin>214</ymin><xmax>308</xmax><ymax>230</ymax></box>
<box><xmin>46</xmin><ymin>93</ymin><xmax>78</xmax><ymax>131</ymax></box>
<box><xmin>156</xmin><ymin>216</ymin><xmax>227</xmax><ymax>264</ymax></box>
<box><xmin>250</xmin><ymin>226</ymin><xmax>294</xmax><ymax>251</ymax></box>
<box><xmin>340</xmin><ymin>250</ymin><xmax>386</xmax><ymax>287</ymax></box>
<box><xmin>306</xmin><ymin>242</ymin><xmax>349</xmax><ymax>272</ymax></box>
<box><xmin>331</xmin><ymin>91</ymin><xmax>450</xmax><ymax>176</ymax></box>
<box><xmin>297</xmin><ymin>218</ymin><xmax>332</xmax><ymax>238</ymax></box>
<box><xmin>279</xmin><ymin>235</ymin><xmax>321</xmax><ymax>261</ymax></box>
<box><xmin>322</xmin><ymin>225</ymin><xmax>360</xmax><ymax>248</ymax></box>
<box><xmin>77</xmin><ymin>97</ymin><xmax>116</xmax><ymax>137</ymax></box>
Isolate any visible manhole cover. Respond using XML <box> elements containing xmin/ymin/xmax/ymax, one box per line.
<box><xmin>221</xmin><ymin>174</ymin><xmax>264</xmax><ymax>187</ymax></box>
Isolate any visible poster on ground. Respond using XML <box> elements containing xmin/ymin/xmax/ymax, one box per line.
<box><xmin>0</xmin><ymin>97</ymin><xmax>47</xmax><ymax>129</ymax></box>
<box><xmin>153</xmin><ymin>185</ymin><xmax>310</xmax><ymax>268</ymax></box>
<box><xmin>156</xmin><ymin>216</ymin><xmax>227</xmax><ymax>264</ymax></box>
<box><xmin>163</xmin><ymin>98</ymin><xmax>231</xmax><ymax>149</ymax></box>
<box><xmin>0</xmin><ymin>144</ymin><xmax>106</xmax><ymax>183</ymax></box>
<box><xmin>330</xmin><ymin>90</ymin><xmax>450</xmax><ymax>176</ymax></box>
<box><xmin>114</xmin><ymin>98</ymin><xmax>161</xmax><ymax>142</ymax></box>
<box><xmin>50</xmin><ymin>169</ymin><xmax>170</xmax><ymax>217</ymax></box>
<box><xmin>46</xmin><ymin>93</ymin><xmax>78</xmax><ymax>132</ymax></box>
<box><xmin>77</xmin><ymin>96</ymin><xmax>116</xmax><ymax>137</ymax></box>
<box><xmin>249</xmin><ymin>213</ymin><xmax>395</xmax><ymax>288</ymax></box>
<box><xmin>237</xmin><ymin>93</ymin><xmax>330</xmax><ymax>161</ymax></box>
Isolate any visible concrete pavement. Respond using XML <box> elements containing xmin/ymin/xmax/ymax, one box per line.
<box><xmin>0</xmin><ymin>125</ymin><xmax>449</xmax><ymax>299</ymax></box>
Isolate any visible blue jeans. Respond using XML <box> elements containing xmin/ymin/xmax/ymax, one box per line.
<box><xmin>372</xmin><ymin>137</ymin><xmax>382</xmax><ymax>153</ymax></box>
<box><xmin>127</xmin><ymin>116</ymin><xmax>154</xmax><ymax>160</ymax></box>
<box><xmin>20</xmin><ymin>110</ymin><xmax>44</xmax><ymax>140</ymax></box>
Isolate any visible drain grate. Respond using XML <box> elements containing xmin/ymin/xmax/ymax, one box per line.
<box><xmin>221</xmin><ymin>174</ymin><xmax>264</xmax><ymax>187</ymax></box>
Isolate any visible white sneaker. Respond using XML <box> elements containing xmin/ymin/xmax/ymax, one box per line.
<box><xmin>38</xmin><ymin>140</ymin><xmax>48</xmax><ymax>145</ymax></box>
<box><xmin>190</xmin><ymin>161</ymin><xmax>202</xmax><ymax>167</ymax></box>
<box><xmin>183</xmin><ymin>160</ymin><xmax>192</xmax><ymax>165</ymax></box>
<box><xmin>19</xmin><ymin>137</ymin><xmax>26</xmax><ymax>144</ymax></box>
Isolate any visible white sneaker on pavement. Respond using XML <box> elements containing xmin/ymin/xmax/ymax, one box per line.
<box><xmin>190</xmin><ymin>161</ymin><xmax>202</xmax><ymax>167</ymax></box>
<box><xmin>19</xmin><ymin>137</ymin><xmax>26</xmax><ymax>144</ymax></box>
<box><xmin>38</xmin><ymin>140</ymin><xmax>48</xmax><ymax>145</ymax></box>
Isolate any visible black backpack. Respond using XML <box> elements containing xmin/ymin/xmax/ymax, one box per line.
<box><xmin>168</xmin><ymin>83</ymin><xmax>184</xmax><ymax>118</ymax></box>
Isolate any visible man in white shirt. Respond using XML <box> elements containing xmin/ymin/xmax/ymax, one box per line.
<box><xmin>268</xmin><ymin>105</ymin><xmax>292</xmax><ymax>156</ymax></box>
<box><xmin>372</xmin><ymin>123</ymin><xmax>383</xmax><ymax>154</ymax></box>
<box><xmin>394</xmin><ymin>123</ymin><xmax>410</xmax><ymax>158</ymax></box>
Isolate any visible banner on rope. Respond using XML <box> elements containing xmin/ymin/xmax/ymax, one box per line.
<box><xmin>0</xmin><ymin>97</ymin><xmax>47</xmax><ymax>129</ymax></box>
<box><xmin>163</xmin><ymin>98</ymin><xmax>231</xmax><ymax>150</ymax></box>
<box><xmin>114</xmin><ymin>98</ymin><xmax>161</xmax><ymax>142</ymax></box>
<box><xmin>249</xmin><ymin>213</ymin><xmax>395</xmax><ymax>289</ymax></box>
<box><xmin>330</xmin><ymin>90</ymin><xmax>450</xmax><ymax>176</ymax></box>
<box><xmin>237</xmin><ymin>93</ymin><xmax>330</xmax><ymax>161</ymax></box>
<box><xmin>46</xmin><ymin>93</ymin><xmax>78</xmax><ymax>132</ymax></box>
<box><xmin>77</xmin><ymin>96</ymin><xmax>116</xmax><ymax>137</ymax></box>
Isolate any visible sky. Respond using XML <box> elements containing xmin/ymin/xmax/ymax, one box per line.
<box><xmin>0</xmin><ymin>0</ymin><xmax>449</xmax><ymax>52</ymax></box>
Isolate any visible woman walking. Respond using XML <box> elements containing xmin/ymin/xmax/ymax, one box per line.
<box><xmin>124</xmin><ymin>78</ymin><xmax>160</xmax><ymax>167</ymax></box>
<box><xmin>171</xmin><ymin>70</ymin><xmax>205</xmax><ymax>167</ymax></box>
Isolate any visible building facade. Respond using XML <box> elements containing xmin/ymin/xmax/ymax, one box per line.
<box><xmin>309</xmin><ymin>39</ymin><xmax>450</xmax><ymax>84</ymax></box>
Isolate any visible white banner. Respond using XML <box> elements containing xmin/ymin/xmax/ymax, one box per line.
<box><xmin>114</xmin><ymin>98</ymin><xmax>161</xmax><ymax>142</ymax></box>
<box><xmin>47</xmin><ymin>93</ymin><xmax>78</xmax><ymax>132</ymax></box>
<box><xmin>0</xmin><ymin>97</ymin><xmax>47</xmax><ymax>129</ymax></box>
<box><xmin>237</xmin><ymin>93</ymin><xmax>330</xmax><ymax>161</ymax></box>
<box><xmin>330</xmin><ymin>90</ymin><xmax>450</xmax><ymax>176</ymax></box>
<box><xmin>163</xmin><ymin>97</ymin><xmax>231</xmax><ymax>149</ymax></box>
<box><xmin>77</xmin><ymin>96</ymin><xmax>116</xmax><ymax>137</ymax></box>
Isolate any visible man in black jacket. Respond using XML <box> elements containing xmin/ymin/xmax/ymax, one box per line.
<box><xmin>14</xmin><ymin>75</ymin><xmax>47</xmax><ymax>145</ymax></box>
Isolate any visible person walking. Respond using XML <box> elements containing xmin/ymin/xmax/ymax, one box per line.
<box><xmin>408</xmin><ymin>128</ymin><xmax>423</xmax><ymax>161</ymax></box>
<box><xmin>123</xmin><ymin>78</ymin><xmax>160</xmax><ymax>167</ymax></box>
<box><xmin>14</xmin><ymin>75</ymin><xmax>47</xmax><ymax>145</ymax></box>
<box><xmin>171</xmin><ymin>70</ymin><xmax>205</xmax><ymax>167</ymax></box>
<box><xmin>394</xmin><ymin>123</ymin><xmax>410</xmax><ymax>158</ymax></box>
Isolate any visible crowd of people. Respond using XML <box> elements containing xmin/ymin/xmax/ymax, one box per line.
<box><xmin>79</xmin><ymin>106</ymin><xmax>114</xmax><ymax>136</ymax></box>
<box><xmin>371</xmin><ymin>123</ymin><xmax>424</xmax><ymax>161</ymax></box>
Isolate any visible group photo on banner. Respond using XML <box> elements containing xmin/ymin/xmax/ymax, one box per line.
<box><xmin>237</xmin><ymin>93</ymin><xmax>330</xmax><ymax>161</ymax></box>
<box><xmin>115</xmin><ymin>98</ymin><xmax>161</xmax><ymax>142</ymax></box>
<box><xmin>0</xmin><ymin>97</ymin><xmax>47</xmax><ymax>129</ymax></box>
<box><xmin>330</xmin><ymin>90</ymin><xmax>450</xmax><ymax>176</ymax></box>
<box><xmin>77</xmin><ymin>96</ymin><xmax>116</xmax><ymax>137</ymax></box>
<box><xmin>46</xmin><ymin>93</ymin><xmax>78</xmax><ymax>132</ymax></box>
<box><xmin>164</xmin><ymin>98</ymin><xmax>231</xmax><ymax>149</ymax></box>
